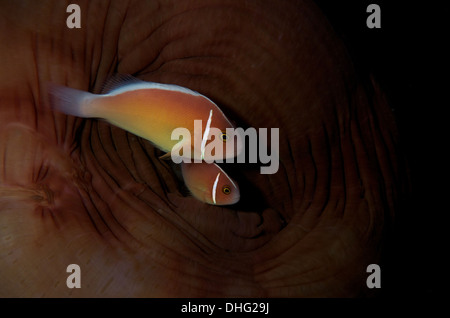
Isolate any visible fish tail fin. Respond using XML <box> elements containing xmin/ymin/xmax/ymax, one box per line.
<box><xmin>47</xmin><ymin>83</ymin><xmax>95</xmax><ymax>118</ymax></box>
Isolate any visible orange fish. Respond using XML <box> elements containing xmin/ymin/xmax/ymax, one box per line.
<box><xmin>48</xmin><ymin>74</ymin><xmax>242</xmax><ymax>161</ymax></box>
<box><xmin>181</xmin><ymin>162</ymin><xmax>240</xmax><ymax>205</ymax></box>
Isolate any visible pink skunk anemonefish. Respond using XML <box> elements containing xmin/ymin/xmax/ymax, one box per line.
<box><xmin>181</xmin><ymin>161</ymin><xmax>240</xmax><ymax>205</ymax></box>
<box><xmin>47</xmin><ymin>74</ymin><xmax>242</xmax><ymax>162</ymax></box>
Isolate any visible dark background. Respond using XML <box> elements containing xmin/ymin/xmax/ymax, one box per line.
<box><xmin>314</xmin><ymin>0</ymin><xmax>438</xmax><ymax>297</ymax></box>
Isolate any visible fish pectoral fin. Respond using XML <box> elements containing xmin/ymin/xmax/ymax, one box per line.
<box><xmin>159</xmin><ymin>141</ymin><xmax>189</xmax><ymax>161</ymax></box>
<box><xmin>159</xmin><ymin>151</ymin><xmax>173</xmax><ymax>160</ymax></box>
<box><xmin>159</xmin><ymin>145</ymin><xmax>184</xmax><ymax>161</ymax></box>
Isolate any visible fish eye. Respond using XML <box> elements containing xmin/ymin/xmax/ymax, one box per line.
<box><xmin>220</xmin><ymin>132</ymin><xmax>228</xmax><ymax>142</ymax></box>
<box><xmin>222</xmin><ymin>185</ymin><xmax>231</xmax><ymax>195</ymax></box>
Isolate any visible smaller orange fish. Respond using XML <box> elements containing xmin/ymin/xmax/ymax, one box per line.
<box><xmin>181</xmin><ymin>161</ymin><xmax>239</xmax><ymax>205</ymax></box>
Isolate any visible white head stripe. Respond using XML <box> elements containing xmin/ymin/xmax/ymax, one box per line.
<box><xmin>201</xmin><ymin>109</ymin><xmax>213</xmax><ymax>160</ymax></box>
<box><xmin>213</xmin><ymin>163</ymin><xmax>237</xmax><ymax>189</ymax></box>
<box><xmin>212</xmin><ymin>172</ymin><xmax>221</xmax><ymax>205</ymax></box>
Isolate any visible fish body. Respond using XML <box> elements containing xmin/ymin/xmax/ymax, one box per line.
<box><xmin>181</xmin><ymin>161</ymin><xmax>240</xmax><ymax>205</ymax></box>
<box><xmin>48</xmin><ymin>75</ymin><xmax>242</xmax><ymax>161</ymax></box>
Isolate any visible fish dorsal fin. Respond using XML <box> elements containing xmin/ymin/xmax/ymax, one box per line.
<box><xmin>100</xmin><ymin>74</ymin><xmax>146</xmax><ymax>94</ymax></box>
